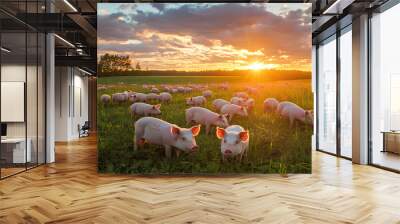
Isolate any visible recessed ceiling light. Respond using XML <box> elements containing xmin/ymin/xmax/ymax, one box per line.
<box><xmin>1</xmin><ymin>47</ymin><xmax>11</xmax><ymax>53</ymax></box>
<box><xmin>54</xmin><ymin>34</ymin><xmax>75</xmax><ymax>48</ymax></box>
<box><xmin>63</xmin><ymin>0</ymin><xmax>78</xmax><ymax>12</ymax></box>
<box><xmin>78</xmin><ymin>67</ymin><xmax>93</xmax><ymax>76</ymax></box>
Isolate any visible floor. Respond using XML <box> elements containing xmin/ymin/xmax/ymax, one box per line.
<box><xmin>0</xmin><ymin>136</ymin><xmax>400</xmax><ymax>223</ymax></box>
<box><xmin>372</xmin><ymin>150</ymin><xmax>400</xmax><ymax>171</ymax></box>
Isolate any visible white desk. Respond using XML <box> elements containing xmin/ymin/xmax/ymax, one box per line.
<box><xmin>1</xmin><ymin>138</ymin><xmax>31</xmax><ymax>163</ymax></box>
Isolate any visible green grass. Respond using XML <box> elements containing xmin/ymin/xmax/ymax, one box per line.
<box><xmin>97</xmin><ymin>75</ymin><xmax>313</xmax><ymax>174</ymax></box>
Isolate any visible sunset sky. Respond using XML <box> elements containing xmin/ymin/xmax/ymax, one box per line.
<box><xmin>98</xmin><ymin>3</ymin><xmax>311</xmax><ymax>72</ymax></box>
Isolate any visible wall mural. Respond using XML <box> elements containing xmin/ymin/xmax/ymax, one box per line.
<box><xmin>97</xmin><ymin>3</ymin><xmax>313</xmax><ymax>174</ymax></box>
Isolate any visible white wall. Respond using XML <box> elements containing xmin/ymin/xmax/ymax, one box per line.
<box><xmin>54</xmin><ymin>67</ymin><xmax>89</xmax><ymax>141</ymax></box>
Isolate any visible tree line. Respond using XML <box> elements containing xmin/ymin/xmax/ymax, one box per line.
<box><xmin>97</xmin><ymin>53</ymin><xmax>311</xmax><ymax>81</ymax></box>
<box><xmin>98</xmin><ymin>53</ymin><xmax>141</xmax><ymax>73</ymax></box>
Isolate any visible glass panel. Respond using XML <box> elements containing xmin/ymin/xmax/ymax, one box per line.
<box><xmin>340</xmin><ymin>28</ymin><xmax>352</xmax><ymax>158</ymax></box>
<box><xmin>317</xmin><ymin>36</ymin><xmax>337</xmax><ymax>154</ymax></box>
<box><xmin>1</xmin><ymin>30</ymin><xmax>27</xmax><ymax>177</ymax></box>
<box><xmin>38</xmin><ymin>32</ymin><xmax>45</xmax><ymax>165</ymax></box>
<box><xmin>371</xmin><ymin>4</ymin><xmax>400</xmax><ymax>171</ymax></box>
<box><xmin>27</xmin><ymin>31</ymin><xmax>38</xmax><ymax>169</ymax></box>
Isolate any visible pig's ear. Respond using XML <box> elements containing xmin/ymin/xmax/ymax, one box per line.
<box><xmin>154</xmin><ymin>104</ymin><xmax>161</xmax><ymax>110</ymax></box>
<box><xmin>239</xmin><ymin>131</ymin><xmax>249</xmax><ymax>142</ymax></box>
<box><xmin>191</xmin><ymin>125</ymin><xmax>201</xmax><ymax>137</ymax></box>
<box><xmin>216</xmin><ymin>127</ymin><xmax>225</xmax><ymax>139</ymax></box>
<box><xmin>171</xmin><ymin>126</ymin><xmax>180</xmax><ymax>136</ymax></box>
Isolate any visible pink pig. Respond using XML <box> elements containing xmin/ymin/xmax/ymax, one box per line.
<box><xmin>159</xmin><ymin>92</ymin><xmax>172</xmax><ymax>103</ymax></box>
<box><xmin>134</xmin><ymin>117</ymin><xmax>201</xmax><ymax>158</ymax></box>
<box><xmin>185</xmin><ymin>107</ymin><xmax>229</xmax><ymax>134</ymax></box>
<box><xmin>234</xmin><ymin>92</ymin><xmax>249</xmax><ymax>100</ymax></box>
<box><xmin>129</xmin><ymin>103</ymin><xmax>161</xmax><ymax>117</ymax></box>
<box><xmin>212</xmin><ymin>99</ymin><xmax>230</xmax><ymax>111</ymax></box>
<box><xmin>130</xmin><ymin>93</ymin><xmax>147</xmax><ymax>102</ymax></box>
<box><xmin>264</xmin><ymin>98</ymin><xmax>279</xmax><ymax>113</ymax></box>
<box><xmin>186</xmin><ymin>96</ymin><xmax>206</xmax><ymax>106</ymax></box>
<box><xmin>216</xmin><ymin>125</ymin><xmax>249</xmax><ymax>162</ymax></box>
<box><xmin>230</xmin><ymin>97</ymin><xmax>246</xmax><ymax>106</ymax></box>
<box><xmin>202</xmin><ymin>90</ymin><xmax>213</xmax><ymax>98</ymax></box>
<box><xmin>100</xmin><ymin>94</ymin><xmax>111</xmax><ymax>104</ymax></box>
<box><xmin>220</xmin><ymin>104</ymin><xmax>248</xmax><ymax>121</ymax></box>
<box><xmin>244</xmin><ymin>98</ymin><xmax>255</xmax><ymax>112</ymax></box>
<box><xmin>277</xmin><ymin>101</ymin><xmax>313</xmax><ymax>127</ymax></box>
<box><xmin>112</xmin><ymin>92</ymin><xmax>128</xmax><ymax>103</ymax></box>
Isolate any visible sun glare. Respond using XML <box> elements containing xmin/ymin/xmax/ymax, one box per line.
<box><xmin>247</xmin><ymin>62</ymin><xmax>276</xmax><ymax>71</ymax></box>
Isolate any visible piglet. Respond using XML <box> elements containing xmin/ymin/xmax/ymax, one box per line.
<box><xmin>230</xmin><ymin>97</ymin><xmax>246</xmax><ymax>106</ymax></box>
<box><xmin>277</xmin><ymin>101</ymin><xmax>313</xmax><ymax>127</ymax></box>
<box><xmin>234</xmin><ymin>92</ymin><xmax>249</xmax><ymax>100</ymax></box>
<box><xmin>216</xmin><ymin>125</ymin><xmax>249</xmax><ymax>162</ymax></box>
<box><xmin>151</xmin><ymin>87</ymin><xmax>160</xmax><ymax>93</ymax></box>
<box><xmin>159</xmin><ymin>92</ymin><xmax>172</xmax><ymax>103</ymax></box>
<box><xmin>130</xmin><ymin>93</ymin><xmax>147</xmax><ymax>102</ymax></box>
<box><xmin>202</xmin><ymin>90</ymin><xmax>213</xmax><ymax>98</ymax></box>
<box><xmin>212</xmin><ymin>99</ymin><xmax>230</xmax><ymax>112</ymax></box>
<box><xmin>146</xmin><ymin>93</ymin><xmax>159</xmax><ymax>102</ymax></box>
<box><xmin>185</xmin><ymin>107</ymin><xmax>229</xmax><ymax>134</ymax></box>
<box><xmin>244</xmin><ymin>98</ymin><xmax>255</xmax><ymax>112</ymax></box>
<box><xmin>186</xmin><ymin>96</ymin><xmax>206</xmax><ymax>106</ymax></box>
<box><xmin>134</xmin><ymin>117</ymin><xmax>201</xmax><ymax>158</ymax></box>
<box><xmin>100</xmin><ymin>94</ymin><xmax>111</xmax><ymax>104</ymax></box>
<box><xmin>130</xmin><ymin>103</ymin><xmax>161</xmax><ymax>117</ymax></box>
<box><xmin>220</xmin><ymin>104</ymin><xmax>248</xmax><ymax>121</ymax></box>
<box><xmin>112</xmin><ymin>92</ymin><xmax>128</xmax><ymax>103</ymax></box>
<box><xmin>177</xmin><ymin>86</ymin><xmax>185</xmax><ymax>93</ymax></box>
<box><xmin>264</xmin><ymin>98</ymin><xmax>279</xmax><ymax>113</ymax></box>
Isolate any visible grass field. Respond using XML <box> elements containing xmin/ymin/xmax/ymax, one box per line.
<box><xmin>97</xmin><ymin>75</ymin><xmax>313</xmax><ymax>174</ymax></box>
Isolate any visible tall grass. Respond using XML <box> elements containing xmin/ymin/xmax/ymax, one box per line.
<box><xmin>97</xmin><ymin>76</ymin><xmax>312</xmax><ymax>174</ymax></box>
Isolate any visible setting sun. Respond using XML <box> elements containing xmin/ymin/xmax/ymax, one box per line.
<box><xmin>247</xmin><ymin>62</ymin><xmax>277</xmax><ymax>71</ymax></box>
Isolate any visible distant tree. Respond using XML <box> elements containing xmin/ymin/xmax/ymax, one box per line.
<box><xmin>135</xmin><ymin>62</ymin><xmax>141</xmax><ymax>70</ymax></box>
<box><xmin>98</xmin><ymin>53</ymin><xmax>133</xmax><ymax>73</ymax></box>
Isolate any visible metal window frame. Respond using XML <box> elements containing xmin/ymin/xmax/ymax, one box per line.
<box><xmin>315</xmin><ymin>21</ymin><xmax>353</xmax><ymax>161</ymax></box>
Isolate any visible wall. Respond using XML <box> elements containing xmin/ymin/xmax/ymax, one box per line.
<box><xmin>54</xmin><ymin>67</ymin><xmax>89</xmax><ymax>141</ymax></box>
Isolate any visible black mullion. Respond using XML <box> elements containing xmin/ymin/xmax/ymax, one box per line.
<box><xmin>36</xmin><ymin>0</ymin><xmax>39</xmax><ymax>167</ymax></box>
<box><xmin>25</xmin><ymin>0</ymin><xmax>28</xmax><ymax>171</ymax></box>
<box><xmin>315</xmin><ymin>45</ymin><xmax>319</xmax><ymax>151</ymax></box>
<box><xmin>367</xmin><ymin>11</ymin><xmax>373</xmax><ymax>165</ymax></box>
<box><xmin>44</xmin><ymin>0</ymin><xmax>47</xmax><ymax>164</ymax></box>
<box><xmin>336</xmin><ymin>27</ymin><xmax>341</xmax><ymax>157</ymax></box>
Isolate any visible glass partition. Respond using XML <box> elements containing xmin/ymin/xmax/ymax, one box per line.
<box><xmin>339</xmin><ymin>27</ymin><xmax>352</xmax><ymax>158</ymax></box>
<box><xmin>370</xmin><ymin>3</ymin><xmax>400</xmax><ymax>171</ymax></box>
<box><xmin>1</xmin><ymin>30</ymin><xmax>28</xmax><ymax>178</ymax></box>
<box><xmin>317</xmin><ymin>35</ymin><xmax>337</xmax><ymax>154</ymax></box>
<box><xmin>0</xmin><ymin>1</ymin><xmax>46</xmax><ymax>179</ymax></box>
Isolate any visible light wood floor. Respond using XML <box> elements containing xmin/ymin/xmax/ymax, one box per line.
<box><xmin>0</xmin><ymin>135</ymin><xmax>400</xmax><ymax>224</ymax></box>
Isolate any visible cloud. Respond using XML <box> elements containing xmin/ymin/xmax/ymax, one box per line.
<box><xmin>97</xmin><ymin>3</ymin><xmax>311</xmax><ymax>71</ymax></box>
<box><xmin>97</xmin><ymin>12</ymin><xmax>136</xmax><ymax>41</ymax></box>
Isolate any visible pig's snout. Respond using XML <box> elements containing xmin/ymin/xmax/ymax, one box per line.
<box><xmin>224</xmin><ymin>149</ymin><xmax>232</xmax><ymax>154</ymax></box>
<box><xmin>191</xmin><ymin>146</ymin><xmax>199</xmax><ymax>152</ymax></box>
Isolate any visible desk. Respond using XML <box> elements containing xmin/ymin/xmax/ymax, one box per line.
<box><xmin>382</xmin><ymin>131</ymin><xmax>400</xmax><ymax>154</ymax></box>
<box><xmin>1</xmin><ymin>138</ymin><xmax>31</xmax><ymax>163</ymax></box>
